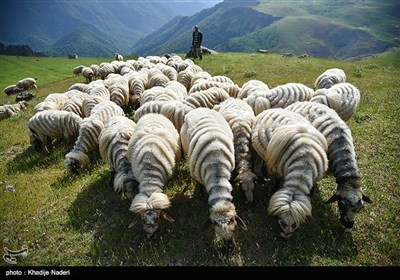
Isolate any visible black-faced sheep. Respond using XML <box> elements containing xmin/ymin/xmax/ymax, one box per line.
<box><xmin>285</xmin><ymin>101</ymin><xmax>372</xmax><ymax>229</ymax></box>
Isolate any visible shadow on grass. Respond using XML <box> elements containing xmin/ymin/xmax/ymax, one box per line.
<box><xmin>66</xmin><ymin>160</ymin><xmax>357</xmax><ymax>266</ymax></box>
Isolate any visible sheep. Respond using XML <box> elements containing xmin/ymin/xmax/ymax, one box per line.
<box><xmin>252</xmin><ymin>108</ymin><xmax>328</xmax><ymax>238</ymax></box>
<box><xmin>65</xmin><ymin>101</ymin><xmax>125</xmax><ymax>174</ymax></box>
<box><xmin>90</xmin><ymin>64</ymin><xmax>100</xmax><ymax>79</ymax></box>
<box><xmin>15</xmin><ymin>92</ymin><xmax>35</xmax><ymax>102</ymax></box>
<box><xmin>63</xmin><ymin>91</ymin><xmax>88</xmax><ymax>117</ymax></box>
<box><xmin>34</xmin><ymin>93</ymin><xmax>70</xmax><ymax>113</ymax></box>
<box><xmin>73</xmin><ymin>65</ymin><xmax>85</xmax><ymax>76</ymax></box>
<box><xmin>68</xmin><ymin>83</ymin><xmax>92</xmax><ymax>93</ymax></box>
<box><xmin>210</xmin><ymin>75</ymin><xmax>234</xmax><ymax>85</ymax></box>
<box><xmin>183</xmin><ymin>87</ymin><xmax>230</xmax><ymax>109</ymax></box>
<box><xmin>285</xmin><ymin>101</ymin><xmax>372</xmax><ymax>229</ymax></box>
<box><xmin>180</xmin><ymin>108</ymin><xmax>247</xmax><ymax>247</ymax></box>
<box><xmin>147</xmin><ymin>68</ymin><xmax>170</xmax><ymax>88</ymax></box>
<box><xmin>190</xmin><ymin>71</ymin><xmax>212</xmax><ymax>87</ymax></box>
<box><xmin>314</xmin><ymin>68</ymin><xmax>346</xmax><ymax>90</ymax></box>
<box><xmin>4</xmin><ymin>85</ymin><xmax>22</xmax><ymax>95</ymax></box>
<box><xmin>28</xmin><ymin>110</ymin><xmax>82</xmax><ymax>153</ymax></box>
<box><xmin>98</xmin><ymin>116</ymin><xmax>138</xmax><ymax>199</ymax></box>
<box><xmin>0</xmin><ymin>101</ymin><xmax>27</xmax><ymax>121</ymax></box>
<box><xmin>311</xmin><ymin>82</ymin><xmax>360</xmax><ymax>121</ymax></box>
<box><xmin>98</xmin><ymin>63</ymin><xmax>116</xmax><ymax>80</ymax></box>
<box><xmin>214</xmin><ymin>98</ymin><xmax>257</xmax><ymax>203</ymax></box>
<box><xmin>82</xmin><ymin>96</ymin><xmax>105</xmax><ymax>117</ymax></box>
<box><xmin>16</xmin><ymin>77</ymin><xmax>37</xmax><ymax>91</ymax></box>
<box><xmin>237</xmin><ymin>79</ymin><xmax>269</xmax><ymax>99</ymax></box>
<box><xmin>244</xmin><ymin>82</ymin><xmax>314</xmax><ymax>115</ymax></box>
<box><xmin>139</xmin><ymin>86</ymin><xmax>166</xmax><ymax>105</ymax></box>
<box><xmin>133</xmin><ymin>100</ymin><xmax>193</xmax><ymax>131</ymax></box>
<box><xmin>126</xmin><ymin>114</ymin><xmax>181</xmax><ymax>237</ymax></box>
<box><xmin>87</xmin><ymin>83</ymin><xmax>110</xmax><ymax>101</ymax></box>
<box><xmin>81</xmin><ymin>67</ymin><xmax>94</xmax><ymax>83</ymax></box>
<box><xmin>106</xmin><ymin>76</ymin><xmax>130</xmax><ymax>107</ymax></box>
<box><xmin>127</xmin><ymin>73</ymin><xmax>147</xmax><ymax>107</ymax></box>
<box><xmin>115</xmin><ymin>53</ymin><xmax>124</xmax><ymax>61</ymax></box>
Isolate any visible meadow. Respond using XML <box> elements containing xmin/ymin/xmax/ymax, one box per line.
<box><xmin>0</xmin><ymin>50</ymin><xmax>399</xmax><ymax>266</ymax></box>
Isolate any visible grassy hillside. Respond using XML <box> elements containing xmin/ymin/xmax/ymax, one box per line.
<box><xmin>0</xmin><ymin>50</ymin><xmax>399</xmax><ymax>266</ymax></box>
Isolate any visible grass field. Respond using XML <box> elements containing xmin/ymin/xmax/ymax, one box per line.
<box><xmin>0</xmin><ymin>50</ymin><xmax>399</xmax><ymax>266</ymax></box>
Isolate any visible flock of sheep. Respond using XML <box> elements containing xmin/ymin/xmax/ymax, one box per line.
<box><xmin>24</xmin><ymin>54</ymin><xmax>372</xmax><ymax>249</ymax></box>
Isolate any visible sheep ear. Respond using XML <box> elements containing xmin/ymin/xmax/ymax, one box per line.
<box><xmin>325</xmin><ymin>193</ymin><xmax>340</xmax><ymax>204</ymax></box>
<box><xmin>235</xmin><ymin>215</ymin><xmax>248</xmax><ymax>231</ymax></box>
<box><xmin>201</xmin><ymin>219</ymin><xmax>212</xmax><ymax>232</ymax></box>
<box><xmin>160</xmin><ymin>211</ymin><xmax>175</xmax><ymax>222</ymax></box>
<box><xmin>362</xmin><ymin>194</ymin><xmax>373</xmax><ymax>204</ymax></box>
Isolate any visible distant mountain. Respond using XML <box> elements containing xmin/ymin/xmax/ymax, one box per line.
<box><xmin>134</xmin><ymin>0</ymin><xmax>400</xmax><ymax>59</ymax></box>
<box><xmin>0</xmin><ymin>0</ymin><xmax>222</xmax><ymax>56</ymax></box>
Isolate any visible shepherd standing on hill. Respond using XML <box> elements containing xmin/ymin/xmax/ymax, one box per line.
<box><xmin>192</xmin><ymin>25</ymin><xmax>203</xmax><ymax>60</ymax></box>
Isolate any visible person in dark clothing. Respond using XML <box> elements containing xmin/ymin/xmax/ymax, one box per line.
<box><xmin>192</xmin><ymin>25</ymin><xmax>203</xmax><ymax>60</ymax></box>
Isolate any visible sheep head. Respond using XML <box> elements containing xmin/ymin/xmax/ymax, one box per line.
<box><xmin>268</xmin><ymin>188</ymin><xmax>312</xmax><ymax>239</ymax></box>
<box><xmin>206</xmin><ymin>201</ymin><xmax>247</xmax><ymax>242</ymax></box>
<box><xmin>326</xmin><ymin>179</ymin><xmax>372</xmax><ymax>229</ymax></box>
<box><xmin>65</xmin><ymin>150</ymin><xmax>90</xmax><ymax>175</ymax></box>
<box><xmin>130</xmin><ymin>192</ymin><xmax>174</xmax><ymax>237</ymax></box>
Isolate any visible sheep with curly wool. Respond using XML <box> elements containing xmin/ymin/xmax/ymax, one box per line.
<box><xmin>65</xmin><ymin>101</ymin><xmax>125</xmax><ymax>174</ymax></box>
<box><xmin>126</xmin><ymin>114</ymin><xmax>181</xmax><ymax>237</ymax></box>
<box><xmin>214</xmin><ymin>98</ymin><xmax>257</xmax><ymax>203</ymax></box>
<box><xmin>237</xmin><ymin>79</ymin><xmax>269</xmax><ymax>99</ymax></box>
<box><xmin>314</xmin><ymin>68</ymin><xmax>346</xmax><ymax>90</ymax></box>
<box><xmin>0</xmin><ymin>101</ymin><xmax>27</xmax><ymax>121</ymax></box>
<box><xmin>28</xmin><ymin>110</ymin><xmax>82</xmax><ymax>153</ymax></box>
<box><xmin>99</xmin><ymin>116</ymin><xmax>138</xmax><ymax>199</ymax></box>
<box><xmin>311</xmin><ymin>82</ymin><xmax>360</xmax><ymax>121</ymax></box>
<box><xmin>252</xmin><ymin>108</ymin><xmax>328</xmax><ymax>238</ymax></box>
<box><xmin>285</xmin><ymin>101</ymin><xmax>372</xmax><ymax>229</ymax></box>
<box><xmin>180</xmin><ymin>108</ymin><xmax>247</xmax><ymax>247</ymax></box>
<box><xmin>34</xmin><ymin>93</ymin><xmax>70</xmax><ymax>113</ymax></box>
<box><xmin>134</xmin><ymin>100</ymin><xmax>193</xmax><ymax>131</ymax></box>
<box><xmin>183</xmin><ymin>87</ymin><xmax>230</xmax><ymax>109</ymax></box>
<box><xmin>63</xmin><ymin>91</ymin><xmax>88</xmax><ymax>117</ymax></box>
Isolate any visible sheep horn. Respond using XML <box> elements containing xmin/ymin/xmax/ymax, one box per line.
<box><xmin>160</xmin><ymin>210</ymin><xmax>175</xmax><ymax>222</ymax></box>
<box><xmin>362</xmin><ymin>194</ymin><xmax>373</xmax><ymax>204</ymax></box>
<box><xmin>235</xmin><ymin>215</ymin><xmax>248</xmax><ymax>230</ymax></box>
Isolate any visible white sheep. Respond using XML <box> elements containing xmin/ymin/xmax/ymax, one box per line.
<box><xmin>63</xmin><ymin>91</ymin><xmax>88</xmax><ymax>117</ymax></box>
<box><xmin>252</xmin><ymin>108</ymin><xmax>328</xmax><ymax>238</ymax></box>
<box><xmin>180</xmin><ymin>108</ymin><xmax>247</xmax><ymax>247</ymax></box>
<box><xmin>285</xmin><ymin>101</ymin><xmax>372</xmax><ymax>229</ymax></box>
<box><xmin>311</xmin><ymin>82</ymin><xmax>360</xmax><ymax>121</ymax></box>
<box><xmin>82</xmin><ymin>96</ymin><xmax>105</xmax><ymax>118</ymax></box>
<box><xmin>73</xmin><ymin>65</ymin><xmax>85</xmax><ymax>76</ymax></box>
<box><xmin>65</xmin><ymin>101</ymin><xmax>125</xmax><ymax>174</ymax></box>
<box><xmin>183</xmin><ymin>87</ymin><xmax>230</xmax><ymax>109</ymax></box>
<box><xmin>28</xmin><ymin>110</ymin><xmax>82</xmax><ymax>153</ymax></box>
<box><xmin>314</xmin><ymin>68</ymin><xmax>346</xmax><ymax>90</ymax></box>
<box><xmin>214</xmin><ymin>98</ymin><xmax>257</xmax><ymax>203</ymax></box>
<box><xmin>81</xmin><ymin>67</ymin><xmax>94</xmax><ymax>83</ymax></box>
<box><xmin>238</xmin><ymin>79</ymin><xmax>269</xmax><ymax>99</ymax></box>
<box><xmin>105</xmin><ymin>75</ymin><xmax>130</xmax><ymax>107</ymax></box>
<box><xmin>99</xmin><ymin>116</ymin><xmax>138</xmax><ymax>199</ymax></box>
<box><xmin>0</xmin><ymin>101</ymin><xmax>27</xmax><ymax>121</ymax></box>
<box><xmin>34</xmin><ymin>93</ymin><xmax>70</xmax><ymax>113</ymax></box>
<box><xmin>126</xmin><ymin>114</ymin><xmax>181</xmax><ymax>237</ymax></box>
<box><xmin>133</xmin><ymin>100</ymin><xmax>193</xmax><ymax>131</ymax></box>
<box><xmin>244</xmin><ymin>83</ymin><xmax>314</xmax><ymax>115</ymax></box>
<box><xmin>16</xmin><ymin>77</ymin><xmax>37</xmax><ymax>91</ymax></box>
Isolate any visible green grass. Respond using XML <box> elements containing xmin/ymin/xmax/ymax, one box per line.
<box><xmin>0</xmin><ymin>50</ymin><xmax>399</xmax><ymax>266</ymax></box>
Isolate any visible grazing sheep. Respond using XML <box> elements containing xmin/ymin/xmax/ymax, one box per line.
<box><xmin>65</xmin><ymin>101</ymin><xmax>125</xmax><ymax>174</ymax></box>
<box><xmin>73</xmin><ymin>65</ymin><xmax>85</xmax><ymax>76</ymax></box>
<box><xmin>4</xmin><ymin>85</ymin><xmax>22</xmax><ymax>95</ymax></box>
<box><xmin>28</xmin><ymin>110</ymin><xmax>82</xmax><ymax>153</ymax></box>
<box><xmin>252</xmin><ymin>108</ymin><xmax>328</xmax><ymax>238</ymax></box>
<box><xmin>99</xmin><ymin>116</ymin><xmax>138</xmax><ymax>199</ymax></box>
<box><xmin>15</xmin><ymin>92</ymin><xmax>35</xmax><ymax>102</ymax></box>
<box><xmin>16</xmin><ymin>77</ymin><xmax>37</xmax><ymax>91</ymax></box>
<box><xmin>106</xmin><ymin>76</ymin><xmax>130</xmax><ymax>107</ymax></box>
<box><xmin>244</xmin><ymin>83</ymin><xmax>314</xmax><ymax>115</ymax></box>
<box><xmin>82</xmin><ymin>96</ymin><xmax>105</xmax><ymax>118</ymax></box>
<box><xmin>0</xmin><ymin>101</ymin><xmax>27</xmax><ymax>121</ymax></box>
<box><xmin>134</xmin><ymin>100</ymin><xmax>193</xmax><ymax>131</ymax></box>
<box><xmin>180</xmin><ymin>108</ymin><xmax>247</xmax><ymax>247</ymax></box>
<box><xmin>285</xmin><ymin>101</ymin><xmax>372</xmax><ymax>228</ymax></box>
<box><xmin>126</xmin><ymin>114</ymin><xmax>181</xmax><ymax>237</ymax></box>
<box><xmin>311</xmin><ymin>82</ymin><xmax>360</xmax><ymax>121</ymax></box>
<box><xmin>81</xmin><ymin>67</ymin><xmax>94</xmax><ymax>83</ymax></box>
<box><xmin>34</xmin><ymin>93</ymin><xmax>70</xmax><ymax>113</ymax></box>
<box><xmin>237</xmin><ymin>79</ymin><xmax>270</xmax><ymax>99</ymax></box>
<box><xmin>183</xmin><ymin>87</ymin><xmax>230</xmax><ymax>109</ymax></box>
<box><xmin>63</xmin><ymin>91</ymin><xmax>88</xmax><ymax>117</ymax></box>
<box><xmin>314</xmin><ymin>68</ymin><xmax>346</xmax><ymax>90</ymax></box>
<box><xmin>98</xmin><ymin>63</ymin><xmax>116</xmax><ymax>80</ymax></box>
<box><xmin>147</xmin><ymin>68</ymin><xmax>170</xmax><ymax>88</ymax></box>
<box><xmin>214</xmin><ymin>98</ymin><xmax>257</xmax><ymax>203</ymax></box>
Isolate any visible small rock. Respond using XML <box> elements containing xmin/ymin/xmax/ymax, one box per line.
<box><xmin>4</xmin><ymin>185</ymin><xmax>16</xmax><ymax>192</ymax></box>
